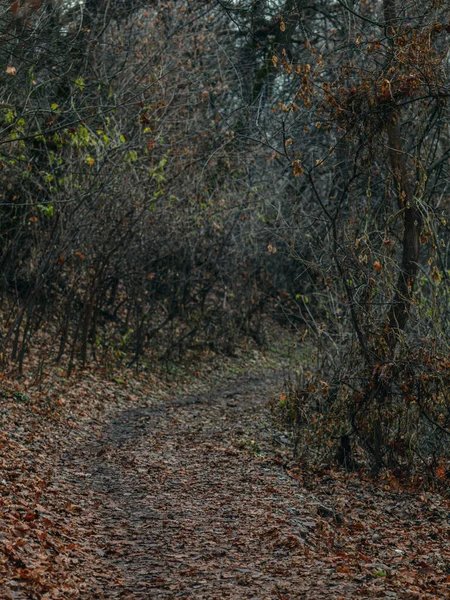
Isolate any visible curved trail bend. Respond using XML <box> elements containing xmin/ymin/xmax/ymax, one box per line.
<box><xmin>59</xmin><ymin>372</ymin><xmax>445</xmax><ymax>600</ymax></box>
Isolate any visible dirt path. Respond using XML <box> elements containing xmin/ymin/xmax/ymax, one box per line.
<box><xmin>56</xmin><ymin>372</ymin><xmax>450</xmax><ymax>600</ymax></box>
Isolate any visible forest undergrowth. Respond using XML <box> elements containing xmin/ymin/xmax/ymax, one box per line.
<box><xmin>1</xmin><ymin>322</ymin><xmax>450</xmax><ymax>599</ymax></box>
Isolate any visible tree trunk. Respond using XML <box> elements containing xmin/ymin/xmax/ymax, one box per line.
<box><xmin>383</xmin><ymin>0</ymin><xmax>421</xmax><ymax>348</ymax></box>
<box><xmin>385</xmin><ymin>115</ymin><xmax>421</xmax><ymax>346</ymax></box>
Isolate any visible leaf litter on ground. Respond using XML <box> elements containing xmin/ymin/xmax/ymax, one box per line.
<box><xmin>0</xmin><ymin>341</ymin><xmax>449</xmax><ymax>599</ymax></box>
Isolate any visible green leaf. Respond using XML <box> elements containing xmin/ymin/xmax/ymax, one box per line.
<box><xmin>74</xmin><ymin>77</ymin><xmax>84</xmax><ymax>91</ymax></box>
<box><xmin>373</xmin><ymin>570</ymin><xmax>387</xmax><ymax>578</ymax></box>
<box><xmin>37</xmin><ymin>204</ymin><xmax>54</xmax><ymax>217</ymax></box>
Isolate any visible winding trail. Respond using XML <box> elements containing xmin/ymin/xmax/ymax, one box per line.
<box><xmin>57</xmin><ymin>372</ymin><xmax>450</xmax><ymax>600</ymax></box>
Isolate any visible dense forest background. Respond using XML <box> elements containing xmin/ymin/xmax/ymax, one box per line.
<box><xmin>1</xmin><ymin>0</ymin><xmax>450</xmax><ymax>480</ymax></box>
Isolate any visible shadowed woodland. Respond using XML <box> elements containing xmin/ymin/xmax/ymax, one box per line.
<box><xmin>2</xmin><ymin>0</ymin><xmax>450</xmax><ymax>597</ymax></box>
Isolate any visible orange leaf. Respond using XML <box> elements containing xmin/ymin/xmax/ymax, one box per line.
<box><xmin>292</xmin><ymin>160</ymin><xmax>304</xmax><ymax>177</ymax></box>
<box><xmin>436</xmin><ymin>464</ymin><xmax>446</xmax><ymax>479</ymax></box>
<box><xmin>431</xmin><ymin>265</ymin><xmax>441</xmax><ymax>282</ymax></box>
